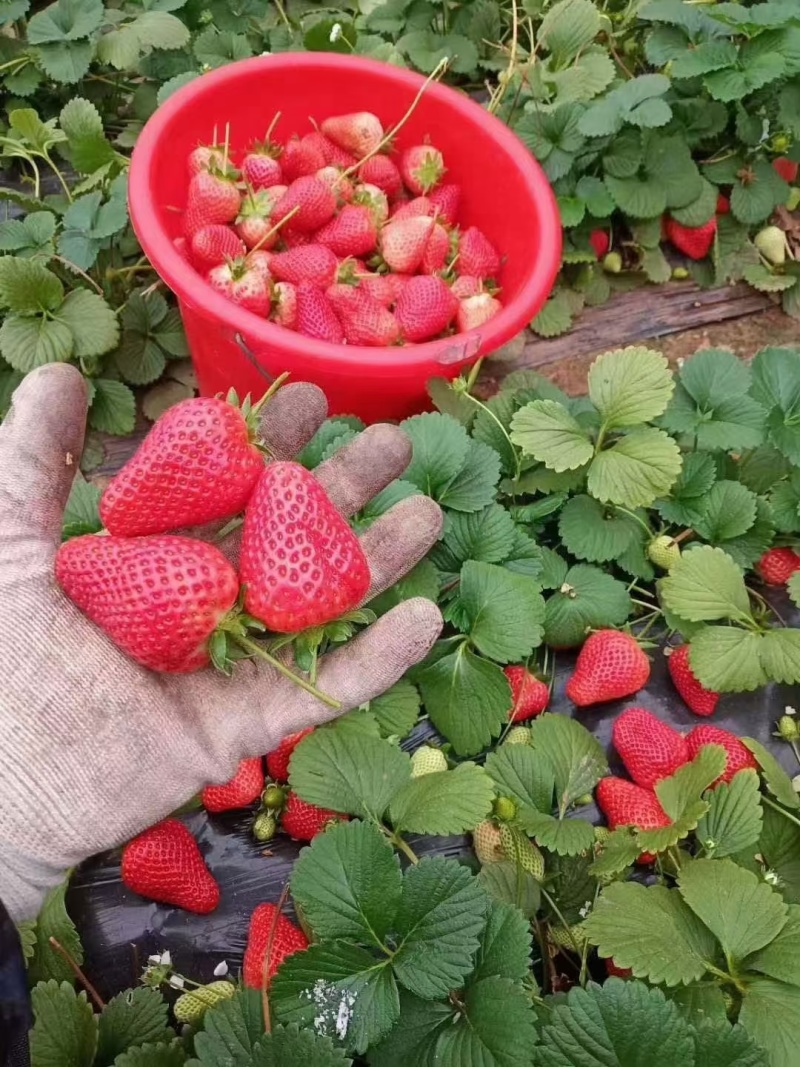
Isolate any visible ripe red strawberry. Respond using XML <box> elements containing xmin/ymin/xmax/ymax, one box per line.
<box><xmin>280</xmin><ymin>135</ymin><xmax>326</xmax><ymax>182</ymax></box>
<box><xmin>327</xmin><ymin>283</ymin><xmax>400</xmax><ymax>346</ymax></box>
<box><xmin>302</xmin><ymin>130</ymin><xmax>356</xmax><ymax>169</ymax></box>
<box><xmin>247</xmin><ymin>249</ymin><xmax>273</xmax><ymax>282</ymax></box>
<box><xmin>122</xmin><ymin>819</ymin><xmax>220</xmax><ymax>913</ymax></box>
<box><xmin>757</xmin><ymin>546</ymin><xmax>800</xmax><ymax>585</ymax></box>
<box><xmin>381</xmin><ymin>215</ymin><xmax>436</xmax><ymax>273</ymax></box>
<box><xmin>400</xmin><ymin>144</ymin><xmax>445</xmax><ymax>194</ymax></box>
<box><xmin>241</xmin><ymin>145</ymin><xmax>283</xmax><ymax>190</ymax></box>
<box><xmin>189</xmin><ymin>143</ymin><xmax>228</xmax><ymax>176</ymax></box>
<box><xmin>590</xmin><ymin>230</ymin><xmax>610</xmax><ymax>259</ymax></box>
<box><xmin>613</xmin><ymin>707</ymin><xmax>690</xmax><ymax>789</ymax></box>
<box><xmin>606</xmin><ymin>959</ymin><xmax>633</xmax><ymax>979</ymax></box>
<box><xmin>354</xmin><ymin>183</ymin><xmax>389</xmax><ymax>227</ymax></box>
<box><xmin>566</xmin><ymin>630</ymin><xmax>650</xmax><ymax>707</ymax></box>
<box><xmin>716</xmin><ymin>193</ymin><xmax>730</xmax><ymax>215</ymax></box>
<box><xmin>294</xmin><ymin>282</ymin><xmax>344</xmax><ymax>343</ymax></box>
<box><xmin>208</xmin><ymin>258</ymin><xmax>270</xmax><ymax>316</ymax></box>
<box><xmin>243</xmin><ymin>902</ymin><xmax>309</xmax><ymax>988</ymax></box>
<box><xmin>56</xmin><ymin>535</ymin><xmax>239</xmax><ymax>673</ymax></box>
<box><xmin>456</xmin><ymin>292</ymin><xmax>502</xmax><ymax>332</ymax></box>
<box><xmin>281</xmin><ymin>791</ymin><xmax>348</xmax><ymax>841</ymax></box>
<box><xmin>315</xmin><ymin>203</ymin><xmax>378</xmax><ymax>257</ymax></box>
<box><xmin>184</xmin><ymin>169</ymin><xmax>241</xmax><ymax>235</ymax></box>
<box><xmin>596</xmin><ymin>777</ymin><xmax>671</xmax><ymax>861</ymax></box>
<box><xmin>202</xmin><ymin>758</ymin><xmax>264</xmax><ymax>812</ymax></box>
<box><xmin>420</xmin><ymin>222</ymin><xmax>451</xmax><ymax>274</ymax></box>
<box><xmin>272</xmin><ymin>280</ymin><xmax>297</xmax><ymax>329</ymax></box>
<box><xmin>281</xmin><ymin>228</ymin><xmax>314</xmax><ymax>249</ymax></box>
<box><xmin>686</xmin><ymin>725</ymin><xmax>758</xmax><ymax>786</ymax></box>
<box><xmin>240</xmin><ymin>461</ymin><xmax>371</xmax><ymax>631</ymax></box>
<box><xmin>266</xmin><ymin>727</ymin><xmax>315</xmax><ymax>782</ymax></box>
<box><xmin>100</xmin><ymin>395</ymin><xmax>264</xmax><ymax>537</ymax></box>
<box><xmin>428</xmin><ymin>182</ymin><xmax>461</xmax><ymax>225</ymax></box>
<box><xmin>386</xmin><ymin>273</ymin><xmax>411</xmax><ymax>304</ymax></box>
<box><xmin>459</xmin><ymin>226</ymin><xmax>501</xmax><ymax>278</ymax></box>
<box><xmin>353</xmin><ymin>271</ymin><xmax>397</xmax><ymax>308</ymax></box>
<box><xmin>190</xmin><ymin>224</ymin><xmax>245</xmax><ymax>271</ymax></box>
<box><xmin>235</xmin><ymin>188</ymin><xmax>284</xmax><ymax>249</ymax></box>
<box><xmin>665</xmin><ymin>216</ymin><xmax>716</xmax><ymax>259</ymax></box>
<box><xmin>390</xmin><ymin>196</ymin><xmax>435</xmax><ymax>221</ymax></box>
<box><xmin>316</xmin><ymin>166</ymin><xmax>354</xmax><ymax>202</ymax></box>
<box><xmin>451</xmin><ymin>275</ymin><xmax>482</xmax><ymax>299</ymax></box>
<box><xmin>269</xmin><ymin>244</ymin><xmax>338</xmax><ymax>288</ymax></box>
<box><xmin>273</xmin><ymin>175</ymin><xmax>336</xmax><ymax>234</ymax></box>
<box><xmin>359</xmin><ymin>154</ymin><xmax>402</xmax><ymax>199</ymax></box>
<box><xmin>773</xmin><ymin>157</ymin><xmax>798</xmax><ymax>183</ymax></box>
<box><xmin>395</xmin><ymin>274</ymin><xmax>458</xmax><ymax>342</ymax></box>
<box><xmin>505</xmin><ymin>666</ymin><xmax>549</xmax><ymax>722</ymax></box>
<box><xmin>321</xmin><ymin>112</ymin><xmax>383</xmax><ymax>158</ymax></box>
<box><xmin>667</xmin><ymin>644</ymin><xmax>719</xmax><ymax>717</ymax></box>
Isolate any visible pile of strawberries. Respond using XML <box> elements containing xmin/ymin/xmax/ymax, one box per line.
<box><xmin>177</xmin><ymin>110</ymin><xmax>503</xmax><ymax>346</ymax></box>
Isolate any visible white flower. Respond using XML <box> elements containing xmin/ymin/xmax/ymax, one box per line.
<box><xmin>148</xmin><ymin>954</ymin><xmax>162</xmax><ymax>965</ymax></box>
<box><xmin>765</xmin><ymin>869</ymin><xmax>780</xmax><ymax>886</ymax></box>
<box><xmin>786</xmin><ymin>705</ymin><xmax>797</xmax><ymax>716</ymax></box>
<box><xmin>329</xmin><ymin>22</ymin><xmax>342</xmax><ymax>43</ymax></box>
<box><xmin>161</xmin><ymin>950</ymin><xmax>172</xmax><ymax>967</ymax></box>
<box><xmin>169</xmin><ymin>974</ymin><xmax>185</xmax><ymax>990</ymax></box>
<box><xmin>578</xmin><ymin>900</ymin><xmax>593</xmax><ymax>919</ymax></box>
<box><xmin>213</xmin><ymin>960</ymin><xmax>229</xmax><ymax>977</ymax></box>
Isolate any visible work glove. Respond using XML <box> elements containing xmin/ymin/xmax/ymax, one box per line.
<box><xmin>0</xmin><ymin>364</ymin><xmax>443</xmax><ymax>921</ymax></box>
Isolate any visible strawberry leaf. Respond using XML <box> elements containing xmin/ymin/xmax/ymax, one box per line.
<box><xmin>88</xmin><ymin>378</ymin><xmax>136</xmax><ymax>435</ymax></box>
<box><xmin>57</xmin><ymin>289</ymin><xmax>119</xmax><ymax>359</ymax></box>
<box><xmin>557</xmin><ymin>495</ymin><xmax>641</xmax><ymax>562</ymax></box>
<box><xmin>119</xmin><ymin>1042</ymin><xmax>186</xmax><ymax>1066</ymax></box>
<box><xmin>587</xmin><ymin>345</ymin><xmax>674</xmax><ymax>429</ymax></box>
<box><xmin>28</xmin><ymin>879</ymin><xmax>84</xmax><ymax>986</ymax></box>
<box><xmin>544</xmin><ymin>563</ymin><xmax>632</xmax><ymax>647</ymax></box>
<box><xmin>485</xmin><ymin>744</ymin><xmax>556</xmax><ymax>816</ymax></box>
<box><xmin>745</xmin><ymin>905</ymin><xmax>800</xmax><ymax>988</ymax></box>
<box><xmin>738</xmin><ymin>978</ymin><xmax>800</xmax><ymax>1067</ymax></box>
<box><xmin>0</xmin><ymin>313</ymin><xmax>73</xmax><ymax>371</ymax></box>
<box><xmin>434</xmin><ymin>504</ymin><xmax>518</xmax><ymax>573</ymax></box>
<box><xmin>15</xmin><ymin>919</ymin><xmax>37</xmax><ymax>964</ymax></box>
<box><xmin>59</xmin><ymin>96</ymin><xmax>116</xmax><ymax>173</ymax></box>
<box><xmin>697</xmin><ymin>770</ymin><xmax>763</xmax><ymax>859</ymax></box>
<box><xmin>478</xmin><ymin>862</ymin><xmax>542</xmax><ymax>918</ymax></box>
<box><xmin>471</xmin><ymin>899</ymin><xmax>533</xmax><ymax>984</ymax></box>
<box><xmin>430</xmin><ymin>977</ymin><xmax>537</xmax><ymax>1066</ymax></box>
<box><xmin>590</xmin><ymin>828</ymin><xmax>641</xmax><ymax>878</ymax></box>
<box><xmin>460</xmin><ymin>560</ymin><xmax>545</xmax><ymax>662</ymax></box>
<box><xmin>29</xmin><ymin>981</ymin><xmax>98</xmax><ymax>1067</ymax></box>
<box><xmin>417</xmin><ymin>647</ymin><xmax>511</xmax><ymax>756</ymax></box>
<box><xmin>770</xmin><ymin>472</ymin><xmax>800</xmax><ymax>532</ymax></box>
<box><xmin>365</xmin><ymin>679</ymin><xmax>421</xmax><ymax>740</ymax></box>
<box><xmin>656</xmin><ymin>452</ymin><xmax>717</xmax><ymax>526</ymax></box>
<box><xmin>742</xmin><ymin>737</ymin><xmax>800</xmax><ymax>811</ymax></box>
<box><xmin>588</xmin><ymin>428</ymin><xmax>683</xmax><ymax>509</ymax></box>
<box><xmin>694</xmin><ymin>481</ymin><xmax>759</xmax><ymax>542</ymax></box>
<box><xmin>510</xmin><ymin>400</ymin><xmax>594</xmax><ymax>472</ymax></box>
<box><xmin>0</xmin><ymin>255</ymin><xmax>63</xmax><ymax>312</ymax></box>
<box><xmin>718</xmin><ymin>498</ymin><xmax>775</xmax><ymax>571</ymax></box>
<box><xmin>522</xmin><ymin>811</ymin><xmax>595</xmax><ymax>856</ymax></box>
<box><xmin>96</xmin><ymin>987</ymin><xmax>173</xmax><ymax>1064</ymax></box>
<box><xmin>655</xmin><ymin>746</ymin><xmax>727</xmax><ymax>822</ymax></box>
<box><xmin>537</xmin><ymin>0</ymin><xmax>601</xmax><ymax>63</ymax></box>
<box><xmin>789</xmin><ymin>573</ymin><xmax>800</xmax><ymax>609</ymax></box>
<box><xmin>190</xmin><ymin>988</ymin><xmax>264</xmax><ymax>1061</ymax></box>
<box><xmin>389</xmin><ymin>762</ymin><xmax>495</xmax><ymax>836</ymax></box>
<box><xmin>401</xmin><ymin>412</ymin><xmax>472</xmax><ymax>500</ymax></box>
<box><xmin>0</xmin><ymin>210</ymin><xmax>56</xmax><ymax>257</ymax></box>
<box><xmin>660</xmin><ymin>545</ymin><xmax>752</xmax><ymax>622</ymax></box>
<box><xmin>437</xmin><ymin>439</ymin><xmax>502</xmax><ymax>513</ymax></box>
<box><xmin>689</xmin><ymin>627</ymin><xmax>769</xmax><ymax>692</ymax></box>
<box><xmin>529</xmin><ymin>713</ymin><xmax>609</xmax><ymax>812</ymax></box>
<box><xmin>750</xmin><ymin>347</ymin><xmax>800</xmax><ymax>466</ymax></box>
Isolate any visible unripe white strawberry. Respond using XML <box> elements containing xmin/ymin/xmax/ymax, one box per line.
<box><xmin>174</xmin><ymin>980</ymin><xmax>236</xmax><ymax>1023</ymax></box>
<box><xmin>472</xmin><ymin>820</ymin><xmax>505</xmax><ymax>865</ymax></box>
<box><xmin>648</xmin><ymin>535</ymin><xmax>681</xmax><ymax>570</ymax></box>
<box><xmin>410</xmin><ymin>745</ymin><xmax>448</xmax><ymax>777</ymax></box>
<box><xmin>754</xmin><ymin>225</ymin><xmax>787</xmax><ymax>266</ymax></box>
<box><xmin>504</xmin><ymin>726</ymin><xmax>532</xmax><ymax>746</ymax></box>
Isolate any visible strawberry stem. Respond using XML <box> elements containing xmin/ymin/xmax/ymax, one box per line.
<box><xmin>386</xmin><ymin>829</ymin><xmax>419</xmax><ymax>865</ymax></box>
<box><xmin>248</xmin><ymin>204</ymin><xmax>300</xmax><ymax>254</ymax></box>
<box><xmin>261</xmin><ymin>882</ymin><xmax>290</xmax><ymax>1031</ymax></box>
<box><xmin>49</xmin><ymin>938</ymin><xmax>105</xmax><ymax>1010</ymax></box>
<box><xmin>265</xmin><ymin>110</ymin><xmax>282</xmax><ymax>143</ymax></box>
<box><xmin>233</xmin><ymin>635</ymin><xmax>341</xmax><ymax>708</ymax></box>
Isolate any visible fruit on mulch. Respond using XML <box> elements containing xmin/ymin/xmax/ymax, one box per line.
<box><xmin>55</xmin><ymin>535</ymin><xmax>239</xmax><ymax>674</ymax></box>
<box><xmin>667</xmin><ymin>644</ymin><xmax>720</xmax><ymax>717</ymax></box>
<box><xmin>181</xmin><ymin>109</ymin><xmax>505</xmax><ymax>346</ymax></box>
<box><xmin>201</xmin><ymin>758</ymin><xmax>265</xmax><ymax>813</ymax></box>
<box><xmin>280</xmin><ymin>792</ymin><xmax>348</xmax><ymax>841</ymax></box>
<box><xmin>122</xmin><ymin>819</ymin><xmax>220</xmax><ymax>914</ymax></box>
<box><xmin>757</xmin><ymin>546</ymin><xmax>800</xmax><ymax>585</ymax></box>
<box><xmin>595</xmin><ymin>777</ymin><xmax>671</xmax><ymax>864</ymax></box>
<box><xmin>612</xmin><ymin>707</ymin><xmax>689</xmax><ymax>789</ymax></box>
<box><xmin>243</xmin><ymin>902</ymin><xmax>309</xmax><ymax>988</ymax></box>
<box><xmin>685</xmin><ymin>725</ymin><xmax>758</xmax><ymax>786</ymax></box>
<box><xmin>664</xmin><ymin>216</ymin><xmax>717</xmax><ymax>259</ymax></box>
<box><xmin>504</xmin><ymin>665</ymin><xmax>549</xmax><ymax>722</ymax></box>
<box><xmin>410</xmin><ymin>745</ymin><xmax>448</xmax><ymax>776</ymax></box>
<box><xmin>266</xmin><ymin>727</ymin><xmax>315</xmax><ymax>782</ymax></box>
<box><xmin>174</xmin><ymin>981</ymin><xmax>236</xmax><ymax>1024</ymax></box>
<box><xmin>566</xmin><ymin>630</ymin><xmax>650</xmax><ymax>706</ymax></box>
<box><xmin>239</xmin><ymin>461</ymin><xmax>371</xmax><ymax>632</ymax></box>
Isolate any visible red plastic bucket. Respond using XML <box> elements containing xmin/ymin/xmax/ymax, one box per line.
<box><xmin>129</xmin><ymin>54</ymin><xmax>561</xmax><ymax>422</ymax></box>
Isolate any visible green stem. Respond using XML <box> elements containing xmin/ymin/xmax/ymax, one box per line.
<box><xmin>51</xmin><ymin>255</ymin><xmax>104</xmax><ymax>295</ymax></box>
<box><xmin>233</xmin><ymin>635</ymin><xmax>341</xmax><ymax>708</ymax></box>
<box><xmin>389</xmin><ymin>831</ymin><xmax>420</xmax><ymax>865</ymax></box>
<box><xmin>463</xmin><ymin>388</ymin><xmax>522</xmax><ymax>481</ymax></box>
<box><xmin>615</xmin><ymin>507</ymin><xmax>653</xmax><ymax>538</ymax></box>
<box><xmin>540</xmin><ymin>887</ymin><xmax>584</xmax><ymax>964</ymax></box>
<box><xmin>41</xmin><ymin>151</ymin><xmax>72</xmax><ymax>202</ymax></box>
<box><xmin>762</xmin><ymin>794</ymin><xmax>800</xmax><ymax>831</ymax></box>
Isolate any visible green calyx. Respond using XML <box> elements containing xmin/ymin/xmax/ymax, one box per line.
<box><xmin>493</xmin><ymin>795</ymin><xmax>517</xmax><ymax>822</ymax></box>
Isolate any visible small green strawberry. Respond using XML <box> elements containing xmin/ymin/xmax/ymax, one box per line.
<box><xmin>499</xmin><ymin>824</ymin><xmax>545</xmax><ymax>880</ymax></box>
<box><xmin>472</xmin><ymin>820</ymin><xmax>505</xmax><ymax>865</ymax></box>
<box><xmin>603</xmin><ymin>251</ymin><xmax>623</xmax><ymax>273</ymax></box>
<box><xmin>755</xmin><ymin>225</ymin><xmax>787</xmax><ymax>266</ymax></box>
<box><xmin>648</xmin><ymin>535</ymin><xmax>681</xmax><ymax>570</ymax></box>
<box><xmin>549</xmin><ymin>923</ymin><xmax>588</xmax><ymax>950</ymax></box>
<box><xmin>493</xmin><ymin>796</ymin><xmax>517</xmax><ymax>822</ymax></box>
<box><xmin>411</xmin><ymin>746</ymin><xmax>448</xmax><ymax>777</ymax></box>
<box><xmin>776</xmin><ymin>714</ymin><xmax>800</xmax><ymax>742</ymax></box>
<box><xmin>504</xmin><ymin>726</ymin><xmax>532</xmax><ymax>746</ymax></box>
<box><xmin>261</xmin><ymin>783</ymin><xmax>285</xmax><ymax>810</ymax></box>
<box><xmin>672</xmin><ymin>267</ymin><xmax>690</xmax><ymax>279</ymax></box>
<box><xmin>174</xmin><ymin>980</ymin><xmax>236</xmax><ymax>1023</ymax></box>
<box><xmin>253</xmin><ymin>812</ymin><xmax>278</xmax><ymax>842</ymax></box>
<box><xmin>787</xmin><ymin>188</ymin><xmax>800</xmax><ymax>212</ymax></box>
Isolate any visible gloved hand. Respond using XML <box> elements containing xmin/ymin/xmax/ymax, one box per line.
<box><xmin>0</xmin><ymin>364</ymin><xmax>443</xmax><ymax>921</ymax></box>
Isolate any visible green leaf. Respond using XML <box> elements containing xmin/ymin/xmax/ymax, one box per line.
<box><xmin>189</xmin><ymin>988</ymin><xmax>264</xmax><ymax>1064</ymax></box>
<box><xmin>438</xmin><ymin>439</ymin><xmax>502</xmax><ymax>513</ymax></box>
<box><xmin>660</xmin><ymin>546</ymin><xmax>751</xmax><ymax>622</ymax></box>
<box><xmin>35</xmin><ymin>39</ymin><xmax>93</xmax><ymax>83</ymax></box>
<box><xmin>193</xmin><ymin>27</ymin><xmax>253</xmax><ymax>68</ymax></box>
<box><xmin>432</xmin><ymin>977</ymin><xmax>538</xmax><ymax>1066</ymax></box>
<box><xmin>29</xmin><ymin>981</ymin><xmax>98</xmax><ymax>1067</ymax></box>
<box><xmin>588</xmin><ymin>428</ymin><xmax>683</xmax><ymax>508</ymax></box>
<box><xmin>28</xmin><ymin>879</ymin><xmax>84</xmax><ymax>986</ymax></box>
<box><xmin>392</xmin><ymin>856</ymin><xmax>488</xmax><ymax>999</ymax></box>
<box><xmin>742</xmin><ymin>737</ymin><xmax>800</xmax><ymax>810</ymax></box>
<box><xmin>289</xmin><ymin>727</ymin><xmax>410</xmax><ymax>822</ymax></box>
<box><xmin>583</xmin><ymin>882</ymin><xmax>720</xmax><ymax>986</ymax></box>
<box><xmin>0</xmin><ymin>313</ymin><xmax>73</xmax><ymax>371</ymax></box>
<box><xmin>697</xmin><ymin>771</ymin><xmax>763</xmax><ymax>859</ymax></box>
<box><xmin>397</xmin><ymin>29</ymin><xmax>479</xmax><ymax>75</ymax></box>
<box><xmin>460</xmin><ymin>560</ymin><xmax>545</xmax><ymax>663</ymax></box>
<box><xmin>530</xmin><ymin>289</ymin><xmax>578</xmax><ymax>336</ymax></box>
<box><xmin>529</xmin><ymin>713</ymin><xmax>608</xmax><ymax>813</ymax></box>
<box><xmin>537</xmin><ymin>0</ymin><xmax>601</xmax><ymax>61</ymax></box>
<box><xmin>694</xmin><ymin>481</ymin><xmax>758</xmax><ymax>543</ymax></box>
<box><xmin>89</xmin><ymin>379</ymin><xmax>136</xmax><ymax>436</ymax></box>
<box><xmin>656</xmin><ymin>747</ymin><xmax>727</xmax><ymax>822</ymax></box>
<box><xmin>57</xmin><ymin>289</ymin><xmax>119</xmax><ymax>359</ymax></box>
<box><xmin>671</xmin><ymin>178</ymin><xmax>720</xmax><ymax>227</ymax></box>
<box><xmin>389</xmin><ymin>762</ymin><xmax>495</xmax><ymax>836</ymax></box>
<box><xmin>689</xmin><ymin>628</ymin><xmax>769</xmax><ymax>693</ymax></box>
<box><xmin>657</xmin><ymin>452</ymin><xmax>717</xmax><ymax>526</ymax></box>
<box><xmin>758</xmin><ymin>628</ymin><xmax>800</xmax><ymax>685</ymax></box>
<box><xmin>750</xmin><ymin>347</ymin><xmax>800</xmax><ymax>465</ymax></box>
<box><xmin>579</xmin><ymin>73</ymin><xmax>671</xmax><ymax>137</ymax></box>
<box><xmin>96</xmin><ymin>26</ymin><xmax>142</xmax><ymax>69</ymax></box>
<box><xmin>27</xmin><ymin>0</ymin><xmax>103</xmax><ymax>43</ymax></box>
<box><xmin>121</xmin><ymin>1043</ymin><xmax>185</xmax><ymax>1066</ymax></box>
<box><xmin>96</xmin><ymin>987</ymin><xmax>172</xmax><ymax>1065</ymax></box>
<box><xmin>472</xmin><ymin>900</ymin><xmax>532</xmax><ymax>984</ymax></box>
<box><xmin>717</xmin><ymin>498</ymin><xmax>775</xmax><ymax>571</ymax></box>
<box><xmin>544</xmin><ymin>564</ymin><xmax>632</xmax><ymax>648</ymax></box>
<box><xmin>157</xmin><ymin>71</ymin><xmax>200</xmax><ymax>105</ymax></box>
<box><xmin>588</xmin><ymin>346</ymin><xmax>674</xmax><ymax>428</ymax></box>
<box><xmin>366</xmin><ymin>679</ymin><xmax>420</xmax><ymax>740</ymax></box>
<box><xmin>789</xmin><ymin>573</ymin><xmax>800</xmax><ymax>609</ymax></box>
<box><xmin>368</xmin><ymin>558</ymin><xmax>439</xmax><ymax>617</ymax></box>
<box><xmin>417</xmin><ymin>647</ymin><xmax>511</xmax><ymax>756</ymax></box>
<box><xmin>515</xmin><ymin>104</ymin><xmax>586</xmax><ymax>183</ymax></box>
<box><xmin>437</xmin><ymin>504</ymin><xmax>518</xmax><ymax>569</ymax></box>
<box><xmin>557</xmin><ymin>495</ymin><xmax>639</xmax><ymax>562</ymax></box>
<box><xmin>250</xmin><ymin>1025</ymin><xmax>352</xmax><ymax>1067</ymax></box>
<box><xmin>401</xmin><ymin>412</ymin><xmax>470</xmax><ymax>499</ymax></box>
<box><xmin>16</xmin><ymin>919</ymin><xmax>37</xmax><ymax>963</ymax></box>
<box><xmin>522</xmin><ymin>811</ymin><xmax>595</xmax><ymax>856</ymax></box>
<box><xmin>0</xmin><ymin>211</ymin><xmax>56</xmax><ymax>257</ymax></box>
<box><xmin>59</xmin><ymin>97</ymin><xmax>115</xmax><ymax>174</ymax></box>
<box><xmin>510</xmin><ymin>400</ymin><xmax>594</xmax><ymax>471</ymax></box>
<box><xmin>134</xmin><ymin>10</ymin><xmax>191</xmax><ymax>49</ymax></box>
<box><xmin>485</xmin><ymin>743</ymin><xmax>556</xmax><ymax>815</ymax></box>
<box><xmin>0</xmin><ymin>255</ymin><xmax>63</xmax><ymax>312</ymax></box>
<box><xmin>730</xmin><ymin>160</ymin><xmax>789</xmax><ymax>226</ymax></box>
<box><xmin>478</xmin><ymin>862</ymin><xmax>541</xmax><ymax>919</ymax></box>
<box><xmin>745</xmin><ymin>905</ymin><xmax>800</xmax><ymax>987</ymax></box>
<box><xmin>738</xmin><ymin>978</ymin><xmax>800</xmax><ymax>1067</ymax></box>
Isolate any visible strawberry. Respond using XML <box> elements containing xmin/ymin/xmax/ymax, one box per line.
<box><xmin>121</xmin><ymin>819</ymin><xmax>220</xmax><ymax>913</ymax></box>
<box><xmin>202</xmin><ymin>758</ymin><xmax>264</xmax><ymax>812</ymax></box>
<box><xmin>247</xmin><ymin>249</ymin><xmax>273</xmax><ymax>282</ymax></box>
<box><xmin>606</xmin><ymin>960</ymin><xmax>633</xmax><ymax>979</ymax></box>
<box><xmin>269</xmin><ymin>244</ymin><xmax>339</xmax><ymax>288</ymax></box>
<box><xmin>184</xmin><ymin>169</ymin><xmax>241</xmax><ymax>236</ymax></box>
<box><xmin>685</xmin><ymin>725</ymin><xmax>758</xmax><ymax>785</ymax></box>
<box><xmin>189</xmin><ymin>143</ymin><xmax>229</xmax><ymax>176</ymax></box>
<box><xmin>390</xmin><ymin>196</ymin><xmax>434</xmax><ymax>221</ymax></box>
<box><xmin>505</xmin><ymin>666</ymin><xmax>549</xmax><ymax>722</ymax></box>
<box><xmin>353</xmin><ymin>271</ymin><xmax>398</xmax><ymax>308</ymax></box>
<box><xmin>302</xmin><ymin>130</ymin><xmax>356</xmax><ymax>169</ymax></box>
<box><xmin>456</xmin><ymin>292</ymin><xmax>502</xmax><ymax>332</ymax></box>
<box><xmin>566</xmin><ymin>630</ymin><xmax>650</xmax><ymax>707</ymax></box>
<box><xmin>273</xmin><ymin>175</ymin><xmax>336</xmax><ymax>233</ymax></box>
<box><xmin>395</xmin><ymin>274</ymin><xmax>458</xmax><ymax>342</ymax></box>
<box><xmin>173</xmin><ymin>236</ymin><xmax>190</xmax><ymax>262</ymax></box>
<box><xmin>359</xmin><ymin>154</ymin><xmax>402</xmax><ymax>199</ymax></box>
<box><xmin>208</xmin><ymin>258</ymin><xmax>270</xmax><ymax>316</ymax></box>
<box><xmin>190</xmin><ymin>224</ymin><xmax>246</xmax><ymax>271</ymax></box>
<box><xmin>400</xmin><ymin>144</ymin><xmax>445</xmax><ymax>194</ymax></box>
<box><xmin>381</xmin><ymin>216</ymin><xmax>436</xmax><ymax>273</ymax></box>
<box><xmin>235</xmin><ymin>187</ymin><xmax>284</xmax><ymax>249</ymax></box>
<box><xmin>266</xmin><ymin>727</ymin><xmax>315</xmax><ymax>782</ymax></box>
<box><xmin>354</xmin><ymin>183</ymin><xmax>389</xmax><ymax>227</ymax></box>
<box><xmin>472</xmin><ymin>820</ymin><xmax>505</xmax><ymax>865</ymax></box>
<box><xmin>294</xmin><ymin>282</ymin><xmax>345</xmax><ymax>343</ymax></box>
<box><xmin>327</xmin><ymin>284</ymin><xmax>400</xmax><ymax>346</ymax></box>
<box><xmin>243</xmin><ymin>902</ymin><xmax>309</xmax><ymax>988</ymax></box>
<box><xmin>411</xmin><ymin>746</ymin><xmax>448</xmax><ymax>777</ymax></box>
<box><xmin>451</xmin><ymin>275</ymin><xmax>483</xmax><ymax>299</ymax></box>
<box><xmin>665</xmin><ymin>216</ymin><xmax>716</xmax><ymax>259</ymax></box>
<box><xmin>504</xmin><ymin>726</ymin><xmax>531</xmax><ymax>745</ymax></box>
<box><xmin>648</xmin><ymin>535</ymin><xmax>680</xmax><ymax>570</ymax></box>
<box><xmin>241</xmin><ymin>145</ymin><xmax>283</xmax><ymax>190</ymax></box>
<box><xmin>420</xmin><ymin>222</ymin><xmax>451</xmax><ymax>274</ymax></box>
<box><xmin>386</xmin><ymin>273</ymin><xmax>411</xmax><ymax>304</ymax></box>
<box><xmin>100</xmin><ymin>395</ymin><xmax>264</xmax><ymax>537</ymax></box>
<box><xmin>667</xmin><ymin>643</ymin><xmax>719</xmax><ymax>717</ymax></box>
<box><xmin>316</xmin><ymin>166</ymin><xmax>354</xmax><ymax>202</ymax></box>
<box><xmin>240</xmin><ymin>461</ymin><xmax>371</xmax><ymax>630</ymax></box>
<box><xmin>589</xmin><ymin>230</ymin><xmax>610</xmax><ymax>260</ymax></box>
<box><xmin>174</xmin><ymin>981</ymin><xmax>236</xmax><ymax>1024</ymax></box>
<box><xmin>595</xmin><ymin>777</ymin><xmax>671</xmax><ymax>862</ymax></box>
<box><xmin>716</xmin><ymin>193</ymin><xmax>730</xmax><ymax>215</ymax></box>
<box><xmin>281</xmin><ymin>228</ymin><xmax>314</xmax><ymax>249</ymax></box>
<box><xmin>315</xmin><ymin>203</ymin><xmax>378</xmax><ymax>258</ymax></box>
<box><xmin>321</xmin><ymin>112</ymin><xmax>384</xmax><ymax>158</ymax></box>
<box><xmin>754</xmin><ymin>225</ymin><xmax>787</xmax><ymax>266</ymax></box>
<box><xmin>757</xmin><ymin>546</ymin><xmax>800</xmax><ymax>585</ymax></box>
<box><xmin>773</xmin><ymin>157</ymin><xmax>798</xmax><ymax>184</ymax></box>
<box><xmin>272</xmin><ymin>280</ymin><xmax>298</xmax><ymax>329</ymax></box>
<box><xmin>612</xmin><ymin>707</ymin><xmax>690</xmax><ymax>789</ymax></box>
<box><xmin>56</xmin><ymin>535</ymin><xmax>239</xmax><ymax>673</ymax></box>
<box><xmin>459</xmin><ymin>226</ymin><xmax>501</xmax><ymax>278</ymax></box>
<box><xmin>281</xmin><ymin>791</ymin><xmax>348</xmax><ymax>841</ymax></box>
<box><xmin>280</xmin><ymin>135</ymin><xmax>326</xmax><ymax>182</ymax></box>
<box><xmin>428</xmin><ymin>182</ymin><xmax>461</xmax><ymax>225</ymax></box>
